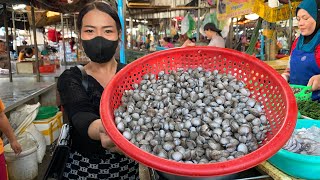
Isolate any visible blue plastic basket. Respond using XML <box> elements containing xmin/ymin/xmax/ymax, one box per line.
<box><xmin>268</xmin><ymin>119</ymin><xmax>320</xmax><ymax>180</ymax></box>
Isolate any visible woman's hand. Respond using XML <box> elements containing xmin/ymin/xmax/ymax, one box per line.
<box><xmin>307</xmin><ymin>74</ymin><xmax>320</xmax><ymax>91</ymax></box>
<box><xmin>99</xmin><ymin>123</ymin><xmax>123</xmax><ymax>154</ymax></box>
<box><xmin>10</xmin><ymin>140</ymin><xmax>22</xmax><ymax>155</ymax></box>
<box><xmin>281</xmin><ymin>73</ymin><xmax>289</xmax><ymax>82</ymax></box>
<box><xmin>89</xmin><ymin>119</ymin><xmax>123</xmax><ymax>154</ymax></box>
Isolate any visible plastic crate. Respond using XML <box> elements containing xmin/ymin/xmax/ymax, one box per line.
<box><xmin>290</xmin><ymin>84</ymin><xmax>312</xmax><ymax>101</ymax></box>
<box><xmin>39</xmin><ymin>64</ymin><xmax>55</xmax><ymax>73</ymax></box>
<box><xmin>33</xmin><ymin>111</ymin><xmax>63</xmax><ymax>145</ymax></box>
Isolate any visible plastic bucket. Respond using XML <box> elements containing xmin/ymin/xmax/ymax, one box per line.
<box><xmin>4</xmin><ymin>136</ymin><xmax>38</xmax><ymax>180</ymax></box>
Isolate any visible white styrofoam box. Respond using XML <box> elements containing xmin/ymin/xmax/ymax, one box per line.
<box><xmin>33</xmin><ymin>111</ymin><xmax>63</xmax><ymax>145</ymax></box>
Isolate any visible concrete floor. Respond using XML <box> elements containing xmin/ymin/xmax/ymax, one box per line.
<box><xmin>37</xmin><ymin>145</ymin><xmax>55</xmax><ymax>180</ymax></box>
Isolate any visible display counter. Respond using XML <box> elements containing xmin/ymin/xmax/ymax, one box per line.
<box><xmin>0</xmin><ymin>78</ymin><xmax>56</xmax><ymax>113</ymax></box>
<box><xmin>264</xmin><ymin>59</ymin><xmax>289</xmax><ymax>74</ymax></box>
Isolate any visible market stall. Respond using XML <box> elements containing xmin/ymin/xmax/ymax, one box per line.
<box><xmin>0</xmin><ymin>1</ymin><xmax>86</xmax><ymax>179</ymax></box>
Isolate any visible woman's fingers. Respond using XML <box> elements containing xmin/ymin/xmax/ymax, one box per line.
<box><xmin>99</xmin><ymin>125</ymin><xmax>115</xmax><ymax>149</ymax></box>
<box><xmin>308</xmin><ymin>75</ymin><xmax>320</xmax><ymax>91</ymax></box>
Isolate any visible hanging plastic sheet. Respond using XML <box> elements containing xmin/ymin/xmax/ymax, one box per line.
<box><xmin>181</xmin><ymin>13</ymin><xmax>196</xmax><ymax>38</ymax></box>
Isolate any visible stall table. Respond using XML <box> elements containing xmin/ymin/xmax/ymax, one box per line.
<box><xmin>0</xmin><ymin>79</ymin><xmax>56</xmax><ymax>113</ymax></box>
<box><xmin>264</xmin><ymin>60</ymin><xmax>289</xmax><ymax>74</ymax></box>
<box><xmin>256</xmin><ymin>161</ymin><xmax>299</xmax><ymax>180</ymax></box>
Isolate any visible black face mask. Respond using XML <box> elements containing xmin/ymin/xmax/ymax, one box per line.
<box><xmin>82</xmin><ymin>36</ymin><xmax>118</xmax><ymax>63</ymax></box>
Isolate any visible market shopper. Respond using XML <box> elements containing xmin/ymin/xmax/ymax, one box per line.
<box><xmin>0</xmin><ymin>99</ymin><xmax>22</xmax><ymax>180</ymax></box>
<box><xmin>57</xmin><ymin>2</ymin><xmax>139</xmax><ymax>179</ymax></box>
<box><xmin>281</xmin><ymin>0</ymin><xmax>320</xmax><ymax>101</ymax></box>
<box><xmin>204</xmin><ymin>22</ymin><xmax>225</xmax><ymax>48</ymax></box>
<box><xmin>160</xmin><ymin>37</ymin><xmax>174</xmax><ymax>48</ymax></box>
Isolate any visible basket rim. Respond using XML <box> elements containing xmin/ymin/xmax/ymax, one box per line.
<box><xmin>100</xmin><ymin>46</ymin><xmax>298</xmax><ymax>176</ymax></box>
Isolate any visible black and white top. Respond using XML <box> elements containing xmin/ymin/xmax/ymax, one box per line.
<box><xmin>58</xmin><ymin>64</ymin><xmax>139</xmax><ymax>180</ymax></box>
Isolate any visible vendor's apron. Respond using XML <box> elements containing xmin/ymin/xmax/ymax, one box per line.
<box><xmin>290</xmin><ymin>47</ymin><xmax>320</xmax><ymax>101</ymax></box>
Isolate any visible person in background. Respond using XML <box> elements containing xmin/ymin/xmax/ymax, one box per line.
<box><xmin>22</xmin><ymin>40</ymin><xmax>27</xmax><ymax>46</ymax></box>
<box><xmin>18</xmin><ymin>47</ymin><xmax>34</xmax><ymax>61</ymax></box>
<box><xmin>146</xmin><ymin>34</ymin><xmax>151</xmax><ymax>50</ymax></box>
<box><xmin>204</xmin><ymin>22</ymin><xmax>225</xmax><ymax>48</ymax></box>
<box><xmin>137</xmin><ymin>32</ymin><xmax>143</xmax><ymax>49</ymax></box>
<box><xmin>181</xmin><ymin>37</ymin><xmax>196</xmax><ymax>47</ymax></box>
<box><xmin>69</xmin><ymin>37</ymin><xmax>76</xmax><ymax>52</ymax></box>
<box><xmin>0</xmin><ymin>99</ymin><xmax>22</xmax><ymax>180</ymax></box>
<box><xmin>57</xmin><ymin>2</ymin><xmax>139</xmax><ymax>179</ymax></box>
<box><xmin>281</xmin><ymin>0</ymin><xmax>320</xmax><ymax>101</ymax></box>
<box><xmin>160</xmin><ymin>37</ymin><xmax>174</xmax><ymax>48</ymax></box>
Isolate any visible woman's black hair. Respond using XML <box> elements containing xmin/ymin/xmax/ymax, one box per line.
<box><xmin>189</xmin><ymin>37</ymin><xmax>196</xmax><ymax>42</ymax></box>
<box><xmin>77</xmin><ymin>2</ymin><xmax>121</xmax><ymax>34</ymax></box>
<box><xmin>163</xmin><ymin>37</ymin><xmax>172</xmax><ymax>43</ymax></box>
<box><xmin>204</xmin><ymin>23</ymin><xmax>222</xmax><ymax>36</ymax></box>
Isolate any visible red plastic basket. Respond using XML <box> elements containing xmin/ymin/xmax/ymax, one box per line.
<box><xmin>100</xmin><ymin>47</ymin><xmax>297</xmax><ymax>177</ymax></box>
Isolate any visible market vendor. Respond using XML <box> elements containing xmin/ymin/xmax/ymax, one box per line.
<box><xmin>204</xmin><ymin>22</ymin><xmax>225</xmax><ymax>48</ymax></box>
<box><xmin>18</xmin><ymin>47</ymin><xmax>34</xmax><ymax>61</ymax></box>
<box><xmin>281</xmin><ymin>0</ymin><xmax>320</xmax><ymax>101</ymax></box>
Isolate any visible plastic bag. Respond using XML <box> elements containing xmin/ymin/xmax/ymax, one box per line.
<box><xmin>25</xmin><ymin>124</ymin><xmax>47</xmax><ymax>163</ymax></box>
<box><xmin>0</xmin><ymin>68</ymin><xmax>9</xmax><ymax>75</ymax></box>
<box><xmin>181</xmin><ymin>13</ymin><xmax>196</xmax><ymax>38</ymax></box>
<box><xmin>9</xmin><ymin>102</ymin><xmax>40</xmax><ymax>135</ymax></box>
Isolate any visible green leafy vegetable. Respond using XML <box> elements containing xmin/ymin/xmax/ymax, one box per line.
<box><xmin>298</xmin><ymin>100</ymin><xmax>320</xmax><ymax>119</ymax></box>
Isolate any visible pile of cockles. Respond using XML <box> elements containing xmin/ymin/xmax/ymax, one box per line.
<box><xmin>114</xmin><ymin>67</ymin><xmax>269</xmax><ymax>163</ymax></box>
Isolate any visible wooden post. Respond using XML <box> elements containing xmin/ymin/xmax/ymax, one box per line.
<box><xmin>31</xmin><ymin>5</ymin><xmax>40</xmax><ymax>82</ymax></box>
<box><xmin>288</xmin><ymin>0</ymin><xmax>293</xmax><ymax>51</ymax></box>
<box><xmin>12</xmin><ymin>11</ymin><xmax>17</xmax><ymax>52</ymax></box>
<box><xmin>61</xmin><ymin>14</ymin><xmax>67</xmax><ymax>66</ymax></box>
<box><xmin>196</xmin><ymin>0</ymin><xmax>201</xmax><ymax>41</ymax></box>
<box><xmin>228</xmin><ymin>18</ymin><xmax>234</xmax><ymax>49</ymax></box>
<box><xmin>3</xmin><ymin>4</ymin><xmax>12</xmax><ymax>82</ymax></box>
<box><xmin>66</xmin><ymin>17</ymin><xmax>69</xmax><ymax>40</ymax></box>
<box><xmin>70</xmin><ymin>18</ymin><xmax>73</xmax><ymax>39</ymax></box>
<box><xmin>129</xmin><ymin>17</ymin><xmax>133</xmax><ymax>49</ymax></box>
<box><xmin>29</xmin><ymin>28</ymin><xmax>33</xmax><ymax>45</ymax></box>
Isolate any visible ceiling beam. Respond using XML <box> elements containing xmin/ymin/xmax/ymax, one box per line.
<box><xmin>129</xmin><ymin>6</ymin><xmax>213</xmax><ymax>16</ymax></box>
<box><xmin>128</xmin><ymin>5</ymin><xmax>171</xmax><ymax>9</ymax></box>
